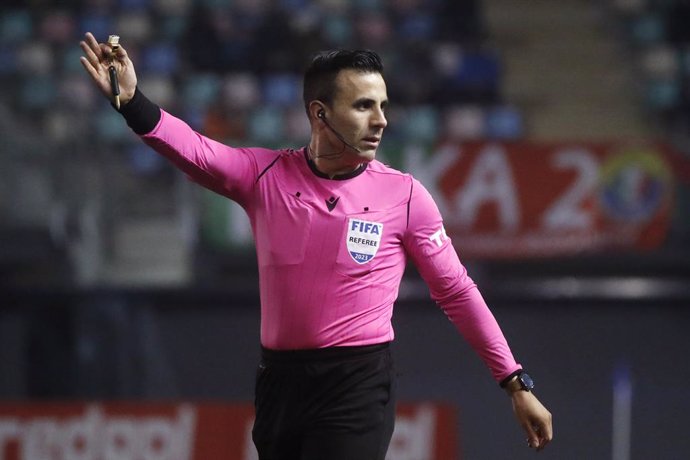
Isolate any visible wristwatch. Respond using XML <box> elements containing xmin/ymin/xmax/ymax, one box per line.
<box><xmin>501</xmin><ymin>371</ymin><xmax>534</xmax><ymax>394</ymax></box>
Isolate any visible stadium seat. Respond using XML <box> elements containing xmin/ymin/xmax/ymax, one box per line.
<box><xmin>444</xmin><ymin>105</ymin><xmax>486</xmax><ymax>141</ymax></box>
<box><xmin>645</xmin><ymin>79</ymin><xmax>682</xmax><ymax>111</ymax></box>
<box><xmin>182</xmin><ymin>74</ymin><xmax>221</xmax><ymax>110</ymax></box>
<box><xmin>221</xmin><ymin>73</ymin><xmax>261</xmax><ymax>110</ymax></box>
<box><xmin>248</xmin><ymin>107</ymin><xmax>285</xmax><ymax>143</ymax></box>
<box><xmin>141</xmin><ymin>43</ymin><xmax>180</xmax><ymax>75</ymax></box>
<box><xmin>0</xmin><ymin>9</ymin><xmax>32</xmax><ymax>43</ymax></box>
<box><xmin>261</xmin><ymin>73</ymin><xmax>301</xmax><ymax>108</ymax></box>
<box><xmin>39</xmin><ymin>11</ymin><xmax>76</xmax><ymax>45</ymax></box>
<box><xmin>403</xmin><ymin>105</ymin><xmax>440</xmax><ymax>143</ymax></box>
<box><xmin>322</xmin><ymin>15</ymin><xmax>353</xmax><ymax>46</ymax></box>
<box><xmin>485</xmin><ymin>105</ymin><xmax>524</xmax><ymax>140</ymax></box>
<box><xmin>77</xmin><ymin>13</ymin><xmax>113</xmax><ymax>41</ymax></box>
<box><xmin>0</xmin><ymin>46</ymin><xmax>18</xmax><ymax>76</ymax></box>
<box><xmin>18</xmin><ymin>41</ymin><xmax>53</xmax><ymax>75</ymax></box>
<box><xmin>94</xmin><ymin>106</ymin><xmax>133</xmax><ymax>143</ymax></box>
<box><xmin>630</xmin><ymin>13</ymin><xmax>666</xmax><ymax>46</ymax></box>
<box><xmin>20</xmin><ymin>76</ymin><xmax>56</xmax><ymax>111</ymax></box>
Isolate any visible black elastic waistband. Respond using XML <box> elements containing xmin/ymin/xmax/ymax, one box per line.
<box><xmin>261</xmin><ymin>342</ymin><xmax>390</xmax><ymax>362</ymax></box>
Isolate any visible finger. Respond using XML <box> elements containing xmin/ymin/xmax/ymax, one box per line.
<box><xmin>79</xmin><ymin>55</ymin><xmax>101</xmax><ymax>81</ymax></box>
<box><xmin>79</xmin><ymin>38</ymin><xmax>103</xmax><ymax>70</ymax></box>
<box><xmin>113</xmin><ymin>43</ymin><xmax>128</xmax><ymax>60</ymax></box>
<box><xmin>536</xmin><ymin>433</ymin><xmax>550</xmax><ymax>452</ymax></box>
<box><xmin>84</xmin><ymin>32</ymin><xmax>104</xmax><ymax>61</ymax></box>
<box><xmin>537</xmin><ymin>423</ymin><xmax>553</xmax><ymax>451</ymax></box>
<box><xmin>522</xmin><ymin>422</ymin><xmax>540</xmax><ymax>450</ymax></box>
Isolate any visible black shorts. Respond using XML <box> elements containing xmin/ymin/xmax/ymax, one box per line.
<box><xmin>252</xmin><ymin>342</ymin><xmax>396</xmax><ymax>460</ymax></box>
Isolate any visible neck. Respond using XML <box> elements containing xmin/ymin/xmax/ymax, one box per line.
<box><xmin>307</xmin><ymin>144</ymin><xmax>363</xmax><ymax>178</ymax></box>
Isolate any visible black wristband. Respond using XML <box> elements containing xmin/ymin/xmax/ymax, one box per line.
<box><xmin>499</xmin><ymin>369</ymin><xmax>524</xmax><ymax>388</ymax></box>
<box><xmin>116</xmin><ymin>87</ymin><xmax>161</xmax><ymax>135</ymax></box>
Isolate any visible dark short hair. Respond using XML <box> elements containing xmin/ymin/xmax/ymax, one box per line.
<box><xmin>303</xmin><ymin>49</ymin><xmax>383</xmax><ymax>114</ymax></box>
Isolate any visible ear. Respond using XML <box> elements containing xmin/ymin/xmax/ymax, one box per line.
<box><xmin>308</xmin><ymin>101</ymin><xmax>326</xmax><ymax>122</ymax></box>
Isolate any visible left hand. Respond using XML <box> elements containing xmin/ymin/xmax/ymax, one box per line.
<box><xmin>511</xmin><ymin>390</ymin><xmax>553</xmax><ymax>451</ymax></box>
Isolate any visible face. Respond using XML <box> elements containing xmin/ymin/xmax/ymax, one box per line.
<box><xmin>325</xmin><ymin>69</ymin><xmax>388</xmax><ymax>164</ymax></box>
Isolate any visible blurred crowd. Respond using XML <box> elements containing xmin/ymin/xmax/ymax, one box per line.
<box><xmin>0</xmin><ymin>0</ymin><xmax>525</xmax><ymax>162</ymax></box>
<box><xmin>3</xmin><ymin>0</ymin><xmax>690</xmax><ymax>284</ymax></box>
<box><xmin>615</xmin><ymin>0</ymin><xmax>690</xmax><ymax>145</ymax></box>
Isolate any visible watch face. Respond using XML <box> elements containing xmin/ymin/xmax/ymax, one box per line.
<box><xmin>519</xmin><ymin>373</ymin><xmax>535</xmax><ymax>391</ymax></box>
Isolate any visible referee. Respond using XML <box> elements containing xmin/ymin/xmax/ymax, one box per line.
<box><xmin>80</xmin><ymin>32</ymin><xmax>552</xmax><ymax>459</ymax></box>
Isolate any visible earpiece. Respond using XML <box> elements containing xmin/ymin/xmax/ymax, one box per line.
<box><xmin>311</xmin><ymin>104</ymin><xmax>361</xmax><ymax>156</ymax></box>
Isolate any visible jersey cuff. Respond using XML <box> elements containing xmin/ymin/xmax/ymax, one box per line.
<box><xmin>116</xmin><ymin>87</ymin><xmax>161</xmax><ymax>135</ymax></box>
<box><xmin>499</xmin><ymin>369</ymin><xmax>524</xmax><ymax>388</ymax></box>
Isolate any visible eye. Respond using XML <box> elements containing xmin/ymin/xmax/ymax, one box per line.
<box><xmin>356</xmin><ymin>100</ymin><xmax>373</xmax><ymax>110</ymax></box>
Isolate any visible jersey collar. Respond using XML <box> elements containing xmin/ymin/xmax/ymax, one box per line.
<box><xmin>303</xmin><ymin>147</ymin><xmax>368</xmax><ymax>181</ymax></box>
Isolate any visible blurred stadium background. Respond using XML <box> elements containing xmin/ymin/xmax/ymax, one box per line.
<box><xmin>1</xmin><ymin>0</ymin><xmax>690</xmax><ymax>459</ymax></box>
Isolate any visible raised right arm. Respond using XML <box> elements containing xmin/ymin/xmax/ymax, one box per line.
<box><xmin>79</xmin><ymin>32</ymin><xmax>267</xmax><ymax>204</ymax></box>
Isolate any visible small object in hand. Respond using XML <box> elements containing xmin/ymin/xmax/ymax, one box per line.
<box><xmin>107</xmin><ymin>34</ymin><xmax>120</xmax><ymax>52</ymax></box>
<box><xmin>107</xmin><ymin>35</ymin><xmax>121</xmax><ymax>109</ymax></box>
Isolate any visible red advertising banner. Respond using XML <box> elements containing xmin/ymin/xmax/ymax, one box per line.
<box><xmin>411</xmin><ymin>141</ymin><xmax>676</xmax><ymax>258</ymax></box>
<box><xmin>0</xmin><ymin>402</ymin><xmax>458</xmax><ymax>460</ymax></box>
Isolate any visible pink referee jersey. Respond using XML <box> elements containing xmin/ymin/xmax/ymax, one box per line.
<box><xmin>141</xmin><ymin>110</ymin><xmax>521</xmax><ymax>382</ymax></box>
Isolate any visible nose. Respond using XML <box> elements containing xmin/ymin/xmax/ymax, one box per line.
<box><xmin>372</xmin><ymin>107</ymin><xmax>387</xmax><ymax>129</ymax></box>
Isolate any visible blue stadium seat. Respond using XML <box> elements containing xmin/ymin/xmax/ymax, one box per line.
<box><xmin>78</xmin><ymin>14</ymin><xmax>113</xmax><ymax>41</ymax></box>
<box><xmin>280</xmin><ymin>0</ymin><xmax>312</xmax><ymax>10</ymax></box>
<box><xmin>485</xmin><ymin>105</ymin><xmax>524</xmax><ymax>140</ymax></box>
<box><xmin>630</xmin><ymin>13</ymin><xmax>666</xmax><ymax>46</ymax></box>
<box><xmin>117</xmin><ymin>0</ymin><xmax>152</xmax><ymax>11</ymax></box>
<box><xmin>159</xmin><ymin>15</ymin><xmax>188</xmax><ymax>41</ymax></box>
<box><xmin>141</xmin><ymin>43</ymin><xmax>180</xmax><ymax>74</ymax></box>
<box><xmin>94</xmin><ymin>106</ymin><xmax>132</xmax><ymax>143</ymax></box>
<box><xmin>261</xmin><ymin>73</ymin><xmax>301</xmax><ymax>108</ymax></box>
<box><xmin>0</xmin><ymin>46</ymin><xmax>18</xmax><ymax>76</ymax></box>
<box><xmin>179</xmin><ymin>107</ymin><xmax>207</xmax><ymax>131</ymax></box>
<box><xmin>0</xmin><ymin>10</ymin><xmax>32</xmax><ymax>43</ymax></box>
<box><xmin>61</xmin><ymin>47</ymin><xmax>86</xmax><ymax>74</ymax></box>
<box><xmin>403</xmin><ymin>106</ymin><xmax>440</xmax><ymax>143</ymax></box>
<box><xmin>322</xmin><ymin>15</ymin><xmax>353</xmax><ymax>46</ymax></box>
<box><xmin>454</xmin><ymin>49</ymin><xmax>501</xmax><ymax>89</ymax></box>
<box><xmin>353</xmin><ymin>0</ymin><xmax>384</xmax><ymax>11</ymax></box>
<box><xmin>182</xmin><ymin>74</ymin><xmax>221</xmax><ymax>110</ymax></box>
<box><xmin>127</xmin><ymin>143</ymin><xmax>167</xmax><ymax>175</ymax></box>
<box><xmin>645</xmin><ymin>79</ymin><xmax>681</xmax><ymax>110</ymax></box>
<box><xmin>678</xmin><ymin>48</ymin><xmax>690</xmax><ymax>76</ymax></box>
<box><xmin>248</xmin><ymin>107</ymin><xmax>285</xmax><ymax>143</ymax></box>
<box><xmin>20</xmin><ymin>76</ymin><xmax>56</xmax><ymax>111</ymax></box>
<box><xmin>398</xmin><ymin>13</ymin><xmax>437</xmax><ymax>41</ymax></box>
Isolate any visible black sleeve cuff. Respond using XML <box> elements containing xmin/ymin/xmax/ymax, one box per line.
<box><xmin>499</xmin><ymin>369</ymin><xmax>523</xmax><ymax>388</ymax></box>
<box><xmin>117</xmin><ymin>87</ymin><xmax>162</xmax><ymax>135</ymax></box>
